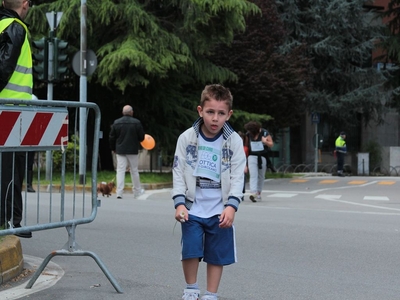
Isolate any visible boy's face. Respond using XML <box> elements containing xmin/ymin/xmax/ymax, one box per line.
<box><xmin>197</xmin><ymin>98</ymin><xmax>233</xmax><ymax>138</ymax></box>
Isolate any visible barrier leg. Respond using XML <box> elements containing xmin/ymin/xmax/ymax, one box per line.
<box><xmin>25</xmin><ymin>225</ymin><xmax>123</xmax><ymax>293</ymax></box>
<box><xmin>25</xmin><ymin>251</ymin><xmax>56</xmax><ymax>289</ymax></box>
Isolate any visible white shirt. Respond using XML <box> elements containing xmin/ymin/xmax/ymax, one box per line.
<box><xmin>190</xmin><ymin>130</ymin><xmax>224</xmax><ymax>217</ymax></box>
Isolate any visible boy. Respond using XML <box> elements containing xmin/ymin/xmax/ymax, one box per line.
<box><xmin>172</xmin><ymin>84</ymin><xmax>246</xmax><ymax>300</ymax></box>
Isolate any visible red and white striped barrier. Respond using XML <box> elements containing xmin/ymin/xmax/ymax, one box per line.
<box><xmin>0</xmin><ymin>108</ymin><xmax>68</xmax><ymax>148</ymax></box>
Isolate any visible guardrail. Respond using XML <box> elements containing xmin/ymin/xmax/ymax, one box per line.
<box><xmin>0</xmin><ymin>98</ymin><xmax>122</xmax><ymax>293</ymax></box>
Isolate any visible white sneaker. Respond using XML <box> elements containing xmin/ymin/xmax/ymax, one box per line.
<box><xmin>182</xmin><ymin>289</ymin><xmax>200</xmax><ymax>300</ymax></box>
<box><xmin>134</xmin><ymin>188</ymin><xmax>145</xmax><ymax>198</ymax></box>
<box><xmin>200</xmin><ymin>295</ymin><xmax>218</xmax><ymax>300</ymax></box>
<box><xmin>256</xmin><ymin>194</ymin><xmax>262</xmax><ymax>201</ymax></box>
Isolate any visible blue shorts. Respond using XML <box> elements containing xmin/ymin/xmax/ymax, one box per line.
<box><xmin>181</xmin><ymin>214</ymin><xmax>237</xmax><ymax>266</ymax></box>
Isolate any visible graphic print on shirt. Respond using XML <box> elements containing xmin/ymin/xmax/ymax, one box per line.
<box><xmin>193</xmin><ymin>134</ymin><xmax>222</xmax><ymax>182</ymax></box>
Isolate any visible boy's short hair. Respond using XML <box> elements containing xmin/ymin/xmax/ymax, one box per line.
<box><xmin>200</xmin><ymin>84</ymin><xmax>233</xmax><ymax>110</ymax></box>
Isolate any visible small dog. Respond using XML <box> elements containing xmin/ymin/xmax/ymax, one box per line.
<box><xmin>97</xmin><ymin>181</ymin><xmax>115</xmax><ymax>197</ymax></box>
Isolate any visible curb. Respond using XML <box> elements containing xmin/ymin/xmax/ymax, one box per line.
<box><xmin>0</xmin><ymin>235</ymin><xmax>23</xmax><ymax>285</ymax></box>
<box><xmin>24</xmin><ymin>182</ymin><xmax>173</xmax><ymax>193</ymax></box>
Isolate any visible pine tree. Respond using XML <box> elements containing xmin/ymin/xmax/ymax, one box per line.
<box><xmin>276</xmin><ymin>0</ymin><xmax>389</xmax><ymax>131</ymax></box>
<box><xmin>27</xmin><ymin>0</ymin><xmax>260</xmax><ymax>169</ymax></box>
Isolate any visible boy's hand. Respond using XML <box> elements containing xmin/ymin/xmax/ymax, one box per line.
<box><xmin>175</xmin><ymin>205</ymin><xmax>188</xmax><ymax>222</ymax></box>
<box><xmin>219</xmin><ymin>206</ymin><xmax>236</xmax><ymax>228</ymax></box>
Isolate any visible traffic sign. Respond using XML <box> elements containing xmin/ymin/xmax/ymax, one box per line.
<box><xmin>312</xmin><ymin>134</ymin><xmax>323</xmax><ymax>149</ymax></box>
<box><xmin>72</xmin><ymin>50</ymin><xmax>98</xmax><ymax>76</ymax></box>
<box><xmin>311</xmin><ymin>113</ymin><xmax>320</xmax><ymax>124</ymax></box>
<box><xmin>46</xmin><ymin>11</ymin><xmax>63</xmax><ymax>31</ymax></box>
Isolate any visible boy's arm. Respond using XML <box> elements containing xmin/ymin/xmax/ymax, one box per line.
<box><xmin>172</xmin><ymin>134</ymin><xmax>187</xmax><ymax>208</ymax></box>
<box><xmin>219</xmin><ymin>206</ymin><xmax>235</xmax><ymax>228</ymax></box>
<box><xmin>226</xmin><ymin>134</ymin><xmax>246</xmax><ymax>210</ymax></box>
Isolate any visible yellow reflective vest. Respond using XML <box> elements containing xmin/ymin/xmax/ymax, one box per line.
<box><xmin>335</xmin><ymin>136</ymin><xmax>347</xmax><ymax>154</ymax></box>
<box><xmin>0</xmin><ymin>18</ymin><xmax>33</xmax><ymax>100</ymax></box>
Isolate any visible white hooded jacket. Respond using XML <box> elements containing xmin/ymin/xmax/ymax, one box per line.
<box><xmin>172</xmin><ymin>118</ymin><xmax>246</xmax><ymax>211</ymax></box>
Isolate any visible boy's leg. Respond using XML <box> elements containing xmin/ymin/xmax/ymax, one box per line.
<box><xmin>206</xmin><ymin>263</ymin><xmax>223</xmax><ymax>293</ymax></box>
<box><xmin>182</xmin><ymin>258</ymin><xmax>200</xmax><ymax>285</ymax></box>
<box><xmin>181</xmin><ymin>215</ymin><xmax>204</xmax><ymax>292</ymax></box>
<box><xmin>203</xmin><ymin>216</ymin><xmax>236</xmax><ymax>296</ymax></box>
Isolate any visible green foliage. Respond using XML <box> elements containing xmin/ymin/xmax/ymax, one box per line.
<box><xmin>52</xmin><ymin>135</ymin><xmax>79</xmax><ymax>171</ymax></box>
<box><xmin>210</xmin><ymin>0</ymin><xmax>311</xmax><ymax>131</ymax></box>
<box><xmin>378</xmin><ymin>0</ymin><xmax>400</xmax><ymax>112</ymax></box>
<box><xmin>276</xmin><ymin>0</ymin><xmax>389</xmax><ymax>129</ymax></box>
<box><xmin>27</xmin><ymin>0</ymin><xmax>261</xmax><ymax>167</ymax></box>
<box><xmin>362</xmin><ymin>140</ymin><xmax>382</xmax><ymax>169</ymax></box>
<box><xmin>229</xmin><ymin>109</ymin><xmax>272</xmax><ymax>132</ymax></box>
<box><xmin>27</xmin><ymin>0</ymin><xmax>260</xmax><ymax>91</ymax></box>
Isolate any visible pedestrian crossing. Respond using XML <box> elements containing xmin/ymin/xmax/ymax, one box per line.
<box><xmin>264</xmin><ymin>194</ymin><xmax>391</xmax><ymax>201</ymax></box>
<box><xmin>289</xmin><ymin>179</ymin><xmax>397</xmax><ymax>185</ymax></box>
<box><xmin>256</xmin><ymin>179</ymin><xmax>398</xmax><ymax>202</ymax></box>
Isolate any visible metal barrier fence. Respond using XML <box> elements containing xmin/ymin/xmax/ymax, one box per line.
<box><xmin>0</xmin><ymin>98</ymin><xmax>122</xmax><ymax>293</ymax></box>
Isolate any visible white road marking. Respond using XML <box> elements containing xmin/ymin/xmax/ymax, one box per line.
<box><xmin>267</xmin><ymin>193</ymin><xmax>297</xmax><ymax>198</ymax></box>
<box><xmin>315</xmin><ymin>194</ymin><xmax>341</xmax><ymax>199</ymax></box>
<box><xmin>315</xmin><ymin>195</ymin><xmax>400</xmax><ymax>212</ymax></box>
<box><xmin>363</xmin><ymin>196</ymin><xmax>390</xmax><ymax>201</ymax></box>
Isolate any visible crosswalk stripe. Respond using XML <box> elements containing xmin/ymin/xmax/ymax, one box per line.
<box><xmin>315</xmin><ymin>195</ymin><xmax>341</xmax><ymax>199</ymax></box>
<box><xmin>348</xmin><ymin>180</ymin><xmax>368</xmax><ymax>185</ymax></box>
<box><xmin>363</xmin><ymin>196</ymin><xmax>390</xmax><ymax>201</ymax></box>
<box><xmin>290</xmin><ymin>179</ymin><xmax>308</xmax><ymax>183</ymax></box>
<box><xmin>319</xmin><ymin>180</ymin><xmax>338</xmax><ymax>184</ymax></box>
<box><xmin>267</xmin><ymin>193</ymin><xmax>298</xmax><ymax>198</ymax></box>
<box><xmin>378</xmin><ymin>181</ymin><xmax>395</xmax><ymax>185</ymax></box>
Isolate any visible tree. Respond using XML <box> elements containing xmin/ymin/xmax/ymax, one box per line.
<box><xmin>210</xmin><ymin>0</ymin><xmax>311</xmax><ymax>133</ymax></box>
<box><xmin>276</xmin><ymin>0</ymin><xmax>389</xmax><ymax>132</ymax></box>
<box><xmin>378</xmin><ymin>0</ymin><xmax>400</xmax><ymax>111</ymax></box>
<box><xmin>27</xmin><ymin>0</ymin><xmax>260</xmax><ymax>169</ymax></box>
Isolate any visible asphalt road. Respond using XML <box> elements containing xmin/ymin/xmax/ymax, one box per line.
<box><xmin>3</xmin><ymin>175</ymin><xmax>400</xmax><ymax>299</ymax></box>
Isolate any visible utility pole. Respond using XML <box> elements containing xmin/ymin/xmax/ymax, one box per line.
<box><xmin>45</xmin><ymin>11</ymin><xmax>63</xmax><ymax>180</ymax></box>
<box><xmin>79</xmin><ymin>0</ymin><xmax>88</xmax><ymax>184</ymax></box>
<box><xmin>311</xmin><ymin>113</ymin><xmax>320</xmax><ymax>173</ymax></box>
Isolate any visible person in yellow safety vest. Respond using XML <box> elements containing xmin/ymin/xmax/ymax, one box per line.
<box><xmin>0</xmin><ymin>0</ymin><xmax>33</xmax><ymax>238</ymax></box>
<box><xmin>335</xmin><ymin>131</ymin><xmax>347</xmax><ymax>177</ymax></box>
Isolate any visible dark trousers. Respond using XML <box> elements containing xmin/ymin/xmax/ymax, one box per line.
<box><xmin>1</xmin><ymin>152</ymin><xmax>25</xmax><ymax>227</ymax></box>
<box><xmin>27</xmin><ymin>152</ymin><xmax>35</xmax><ymax>171</ymax></box>
<box><xmin>337</xmin><ymin>152</ymin><xmax>345</xmax><ymax>172</ymax></box>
